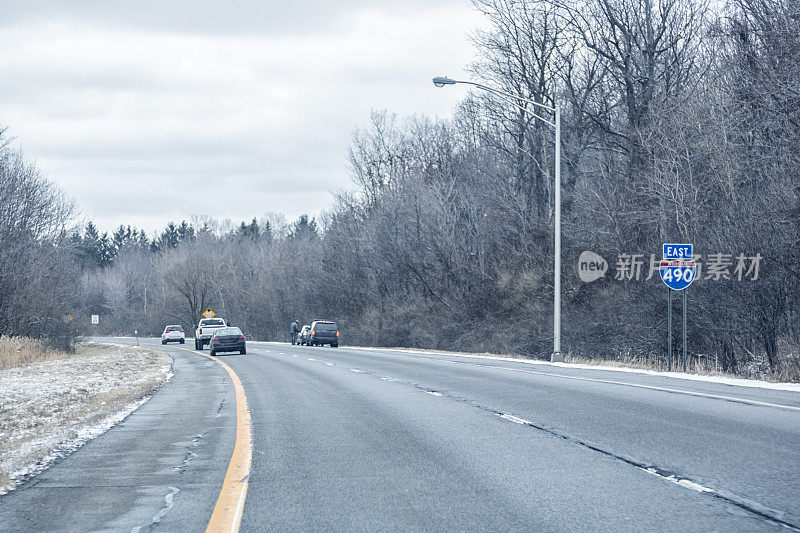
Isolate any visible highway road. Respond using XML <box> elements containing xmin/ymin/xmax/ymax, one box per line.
<box><xmin>2</xmin><ymin>338</ymin><xmax>800</xmax><ymax>531</ymax></box>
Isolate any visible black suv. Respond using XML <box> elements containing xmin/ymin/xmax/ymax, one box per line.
<box><xmin>309</xmin><ymin>321</ymin><xmax>339</xmax><ymax>347</ymax></box>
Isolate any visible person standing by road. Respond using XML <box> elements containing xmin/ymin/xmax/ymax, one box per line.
<box><xmin>290</xmin><ymin>319</ymin><xmax>300</xmax><ymax>345</ymax></box>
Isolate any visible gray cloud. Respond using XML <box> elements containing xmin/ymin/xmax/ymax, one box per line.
<box><xmin>0</xmin><ymin>2</ymin><xmax>481</xmax><ymax>233</ymax></box>
<box><xmin>0</xmin><ymin>0</ymin><xmax>465</xmax><ymax>35</ymax></box>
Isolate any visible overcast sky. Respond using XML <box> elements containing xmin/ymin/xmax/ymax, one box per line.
<box><xmin>0</xmin><ymin>1</ymin><xmax>482</xmax><ymax>234</ymax></box>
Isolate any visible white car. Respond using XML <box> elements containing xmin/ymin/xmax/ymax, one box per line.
<box><xmin>298</xmin><ymin>325</ymin><xmax>311</xmax><ymax>345</ymax></box>
<box><xmin>195</xmin><ymin>318</ymin><xmax>227</xmax><ymax>350</ymax></box>
<box><xmin>161</xmin><ymin>325</ymin><xmax>186</xmax><ymax>345</ymax></box>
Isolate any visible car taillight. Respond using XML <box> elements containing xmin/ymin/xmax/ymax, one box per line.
<box><xmin>238</xmin><ymin>335</ymin><xmax>244</xmax><ymax>340</ymax></box>
<box><xmin>200</xmin><ymin>328</ymin><xmax>203</xmax><ymax>334</ymax></box>
<box><xmin>311</xmin><ymin>330</ymin><xmax>315</xmax><ymax>335</ymax></box>
<box><xmin>212</xmin><ymin>336</ymin><xmax>219</xmax><ymax>342</ymax></box>
<box><xmin>336</xmin><ymin>330</ymin><xmax>340</xmax><ymax>337</ymax></box>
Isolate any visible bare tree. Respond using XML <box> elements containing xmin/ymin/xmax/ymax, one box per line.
<box><xmin>0</xmin><ymin>133</ymin><xmax>79</xmax><ymax>348</ymax></box>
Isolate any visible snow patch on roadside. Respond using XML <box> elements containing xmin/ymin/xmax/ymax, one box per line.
<box><xmin>0</xmin><ymin>343</ymin><xmax>172</xmax><ymax>496</ymax></box>
<box><xmin>4</xmin><ymin>396</ymin><xmax>149</xmax><ymax>493</ymax></box>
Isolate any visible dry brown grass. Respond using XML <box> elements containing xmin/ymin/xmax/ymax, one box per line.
<box><xmin>565</xmin><ymin>354</ymin><xmax>738</xmax><ymax>377</ymax></box>
<box><xmin>0</xmin><ymin>335</ymin><xmax>73</xmax><ymax>370</ymax></box>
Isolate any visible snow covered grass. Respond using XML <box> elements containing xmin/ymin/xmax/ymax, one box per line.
<box><xmin>0</xmin><ymin>335</ymin><xmax>73</xmax><ymax>370</ymax></box>
<box><xmin>565</xmin><ymin>351</ymin><xmax>800</xmax><ymax>384</ymax></box>
<box><xmin>566</xmin><ymin>353</ymin><xmax>725</xmax><ymax>375</ymax></box>
<box><xmin>0</xmin><ymin>342</ymin><xmax>172</xmax><ymax>495</ymax></box>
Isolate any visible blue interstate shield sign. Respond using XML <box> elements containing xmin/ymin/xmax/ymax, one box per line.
<box><xmin>659</xmin><ymin>259</ymin><xmax>696</xmax><ymax>290</ymax></box>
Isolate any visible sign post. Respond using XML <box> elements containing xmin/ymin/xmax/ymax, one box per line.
<box><xmin>683</xmin><ymin>290</ymin><xmax>688</xmax><ymax>372</ymax></box>
<box><xmin>660</xmin><ymin>243</ymin><xmax>695</xmax><ymax>373</ymax></box>
<box><xmin>668</xmin><ymin>291</ymin><xmax>672</xmax><ymax>371</ymax></box>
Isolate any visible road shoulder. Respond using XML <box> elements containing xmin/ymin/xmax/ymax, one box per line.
<box><xmin>0</xmin><ymin>342</ymin><xmax>171</xmax><ymax>494</ymax></box>
<box><xmin>0</xmin><ymin>342</ymin><xmax>236</xmax><ymax>533</ymax></box>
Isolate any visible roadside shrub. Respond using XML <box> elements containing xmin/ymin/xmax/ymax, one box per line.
<box><xmin>0</xmin><ymin>335</ymin><xmax>71</xmax><ymax>371</ymax></box>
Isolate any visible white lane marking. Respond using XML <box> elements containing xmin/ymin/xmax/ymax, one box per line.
<box><xmin>498</xmin><ymin>410</ymin><xmax>717</xmax><ymax>493</ymax></box>
<box><xmin>255</xmin><ymin>341</ymin><xmax>799</xmax><ymax>530</ymax></box>
<box><xmin>485</xmin><ymin>366</ymin><xmax>800</xmax><ymax>413</ymax></box>
<box><xmin>308</xmin><ymin>358</ymin><xmax>317</xmax><ymax>361</ymax></box>
<box><xmin>641</xmin><ymin>467</ymin><xmax>714</xmax><ymax>493</ymax></box>
<box><xmin>326</xmin><ymin>362</ymin><xmax>334</xmax><ymax>366</ymax></box>
<box><xmin>498</xmin><ymin>413</ymin><xmax>533</xmax><ymax>425</ymax></box>
<box><xmin>231</xmin><ymin>477</ymin><xmax>248</xmax><ymax>533</ymax></box>
<box><xmin>271</xmin><ymin>342</ymin><xmax>797</xmax><ymax>410</ymax></box>
<box><xmin>498</xmin><ymin>412</ymin><xmax>715</xmax><ymax>496</ymax></box>
<box><xmin>291</xmin><ymin>354</ymin><xmax>298</xmax><ymax>358</ymax></box>
<box><xmin>346</xmin><ymin>345</ymin><xmax>800</xmax><ymax>393</ymax></box>
<box><xmin>426</xmin><ymin>391</ymin><xmax>443</xmax><ymax>397</ymax></box>
<box><xmin>349</xmin><ymin>369</ymin><xmax>363</xmax><ymax>373</ymax></box>
<box><xmin>384</xmin><ymin>352</ymin><xmax>800</xmax><ymax>413</ymax></box>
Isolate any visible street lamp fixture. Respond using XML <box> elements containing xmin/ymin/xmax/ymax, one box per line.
<box><xmin>432</xmin><ymin>76</ymin><xmax>457</xmax><ymax>87</ymax></box>
<box><xmin>432</xmin><ymin>75</ymin><xmax>564</xmax><ymax>363</ymax></box>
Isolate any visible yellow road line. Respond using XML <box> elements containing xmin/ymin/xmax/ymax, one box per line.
<box><xmin>178</xmin><ymin>346</ymin><xmax>252</xmax><ymax>533</ymax></box>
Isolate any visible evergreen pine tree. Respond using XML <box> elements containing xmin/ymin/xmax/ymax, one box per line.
<box><xmin>79</xmin><ymin>222</ymin><xmax>112</xmax><ymax>268</ymax></box>
<box><xmin>177</xmin><ymin>220</ymin><xmax>195</xmax><ymax>243</ymax></box>
<box><xmin>237</xmin><ymin>218</ymin><xmax>261</xmax><ymax>240</ymax></box>
<box><xmin>158</xmin><ymin>222</ymin><xmax>180</xmax><ymax>250</ymax></box>
<box><xmin>288</xmin><ymin>214</ymin><xmax>319</xmax><ymax>241</ymax></box>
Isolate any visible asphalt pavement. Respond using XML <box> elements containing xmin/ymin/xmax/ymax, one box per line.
<box><xmin>2</xmin><ymin>337</ymin><xmax>799</xmax><ymax>532</ymax></box>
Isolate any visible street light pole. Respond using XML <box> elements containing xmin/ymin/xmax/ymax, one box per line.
<box><xmin>552</xmin><ymin>104</ymin><xmax>562</xmax><ymax>361</ymax></box>
<box><xmin>432</xmin><ymin>76</ymin><xmax>563</xmax><ymax>362</ymax></box>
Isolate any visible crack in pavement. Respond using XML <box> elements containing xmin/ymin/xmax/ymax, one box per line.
<box><xmin>129</xmin><ymin>486</ymin><xmax>179</xmax><ymax>533</ymax></box>
<box><xmin>125</xmin><ymin>432</ymin><xmax>204</xmax><ymax>531</ymax></box>
<box><xmin>173</xmin><ymin>434</ymin><xmax>203</xmax><ymax>474</ymax></box>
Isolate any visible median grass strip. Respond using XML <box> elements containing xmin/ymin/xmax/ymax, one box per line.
<box><xmin>0</xmin><ymin>341</ymin><xmax>172</xmax><ymax>495</ymax></box>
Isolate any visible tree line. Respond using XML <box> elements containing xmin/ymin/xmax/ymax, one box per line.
<box><xmin>75</xmin><ymin>213</ymin><xmax>319</xmax><ymax>340</ymax></box>
<box><xmin>2</xmin><ymin>0</ymin><xmax>798</xmax><ymax>378</ymax></box>
<box><xmin>0</xmin><ymin>128</ymin><xmax>77</xmax><ymax>349</ymax></box>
